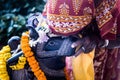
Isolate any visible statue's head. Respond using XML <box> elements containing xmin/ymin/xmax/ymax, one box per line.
<box><xmin>7</xmin><ymin>35</ymin><xmax>77</xmax><ymax>78</ymax></box>
<box><xmin>25</xmin><ymin>13</ymin><xmax>77</xmax><ymax>58</ymax></box>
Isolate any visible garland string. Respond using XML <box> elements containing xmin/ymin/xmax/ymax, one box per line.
<box><xmin>21</xmin><ymin>31</ymin><xmax>47</xmax><ymax>80</ymax></box>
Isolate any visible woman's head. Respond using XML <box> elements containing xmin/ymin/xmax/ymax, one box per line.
<box><xmin>47</xmin><ymin>0</ymin><xmax>95</xmax><ymax>36</ymax></box>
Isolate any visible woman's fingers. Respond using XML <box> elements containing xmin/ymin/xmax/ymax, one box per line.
<box><xmin>71</xmin><ymin>40</ymin><xmax>82</xmax><ymax>48</ymax></box>
<box><xmin>74</xmin><ymin>48</ymin><xmax>83</xmax><ymax>57</ymax></box>
<box><xmin>83</xmin><ymin>42</ymin><xmax>96</xmax><ymax>53</ymax></box>
<box><xmin>73</xmin><ymin>37</ymin><xmax>96</xmax><ymax>57</ymax></box>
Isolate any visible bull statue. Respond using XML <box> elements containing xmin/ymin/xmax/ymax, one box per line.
<box><xmin>6</xmin><ymin>11</ymin><xmax>120</xmax><ymax>80</ymax></box>
<box><xmin>6</xmin><ymin>13</ymin><xmax>78</xmax><ymax>80</ymax></box>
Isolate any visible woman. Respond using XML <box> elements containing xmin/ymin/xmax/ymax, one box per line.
<box><xmin>94</xmin><ymin>0</ymin><xmax>120</xmax><ymax>80</ymax></box>
<box><xmin>46</xmin><ymin>0</ymin><xmax>96</xmax><ymax>80</ymax></box>
<box><xmin>46</xmin><ymin>0</ymin><xmax>120</xmax><ymax>80</ymax></box>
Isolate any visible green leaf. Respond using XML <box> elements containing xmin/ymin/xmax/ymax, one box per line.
<box><xmin>8</xmin><ymin>26</ymin><xmax>13</xmax><ymax>33</ymax></box>
<box><xmin>1</xmin><ymin>14</ymin><xmax>15</xmax><ymax>20</ymax></box>
<box><xmin>13</xmin><ymin>24</ymin><xmax>22</xmax><ymax>28</ymax></box>
<box><xmin>24</xmin><ymin>3</ymin><xmax>30</xmax><ymax>8</ymax></box>
<box><xmin>17</xmin><ymin>15</ymin><xmax>26</xmax><ymax>25</ymax></box>
<box><xmin>0</xmin><ymin>20</ymin><xmax>6</xmax><ymax>32</ymax></box>
<box><xmin>11</xmin><ymin>8</ymin><xmax>20</xmax><ymax>13</ymax></box>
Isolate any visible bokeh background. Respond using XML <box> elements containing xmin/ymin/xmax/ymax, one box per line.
<box><xmin>0</xmin><ymin>0</ymin><xmax>46</xmax><ymax>48</ymax></box>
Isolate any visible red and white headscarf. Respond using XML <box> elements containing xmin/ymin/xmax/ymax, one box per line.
<box><xmin>46</xmin><ymin>0</ymin><xmax>95</xmax><ymax>36</ymax></box>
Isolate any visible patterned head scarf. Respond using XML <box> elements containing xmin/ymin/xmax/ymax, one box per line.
<box><xmin>95</xmin><ymin>0</ymin><xmax>119</xmax><ymax>40</ymax></box>
<box><xmin>47</xmin><ymin>0</ymin><xmax>94</xmax><ymax>36</ymax></box>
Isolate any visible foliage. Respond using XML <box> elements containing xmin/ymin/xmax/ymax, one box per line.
<box><xmin>0</xmin><ymin>0</ymin><xmax>45</xmax><ymax>45</ymax></box>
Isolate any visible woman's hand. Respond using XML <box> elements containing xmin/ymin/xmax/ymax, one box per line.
<box><xmin>71</xmin><ymin>36</ymin><xmax>97</xmax><ymax>57</ymax></box>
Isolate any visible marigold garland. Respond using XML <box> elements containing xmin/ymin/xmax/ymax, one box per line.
<box><xmin>0</xmin><ymin>45</ymin><xmax>26</xmax><ymax>80</ymax></box>
<box><xmin>20</xmin><ymin>31</ymin><xmax>47</xmax><ymax>80</ymax></box>
<box><xmin>9</xmin><ymin>56</ymin><xmax>26</xmax><ymax>70</ymax></box>
<box><xmin>21</xmin><ymin>31</ymin><xmax>71</xmax><ymax>80</ymax></box>
<box><xmin>0</xmin><ymin>45</ymin><xmax>11</xmax><ymax>80</ymax></box>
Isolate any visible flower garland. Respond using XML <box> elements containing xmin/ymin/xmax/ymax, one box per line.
<box><xmin>9</xmin><ymin>55</ymin><xmax>26</xmax><ymax>70</ymax></box>
<box><xmin>0</xmin><ymin>33</ymin><xmax>70</xmax><ymax>80</ymax></box>
<box><xmin>0</xmin><ymin>45</ymin><xmax>27</xmax><ymax>80</ymax></box>
<box><xmin>21</xmin><ymin>31</ymin><xmax>71</xmax><ymax>80</ymax></box>
<box><xmin>20</xmin><ymin>31</ymin><xmax>47</xmax><ymax>80</ymax></box>
<box><xmin>0</xmin><ymin>45</ymin><xmax>11</xmax><ymax>80</ymax></box>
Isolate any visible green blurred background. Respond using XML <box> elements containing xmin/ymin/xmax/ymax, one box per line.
<box><xmin>0</xmin><ymin>0</ymin><xmax>46</xmax><ymax>48</ymax></box>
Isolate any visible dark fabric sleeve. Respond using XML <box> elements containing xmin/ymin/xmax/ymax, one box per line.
<box><xmin>106</xmin><ymin>14</ymin><xmax>120</xmax><ymax>49</ymax></box>
<box><xmin>117</xmin><ymin>14</ymin><xmax>120</xmax><ymax>34</ymax></box>
<box><xmin>106</xmin><ymin>36</ymin><xmax>120</xmax><ymax>49</ymax></box>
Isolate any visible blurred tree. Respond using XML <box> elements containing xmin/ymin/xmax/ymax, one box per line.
<box><xmin>0</xmin><ymin>0</ymin><xmax>45</xmax><ymax>48</ymax></box>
